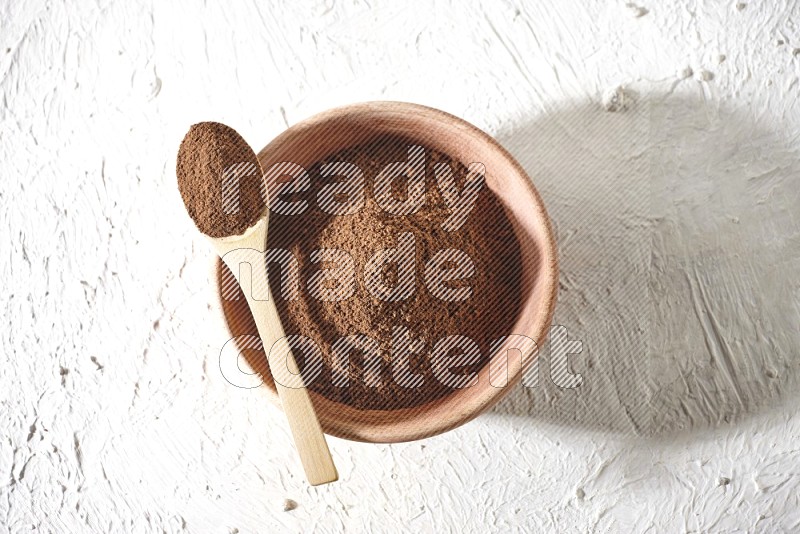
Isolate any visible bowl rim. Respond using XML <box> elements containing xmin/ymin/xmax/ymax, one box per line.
<box><xmin>211</xmin><ymin>101</ymin><xmax>559</xmax><ymax>442</ymax></box>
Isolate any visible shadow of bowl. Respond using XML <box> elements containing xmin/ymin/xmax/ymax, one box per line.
<box><xmin>490</xmin><ymin>91</ymin><xmax>800</xmax><ymax>439</ymax></box>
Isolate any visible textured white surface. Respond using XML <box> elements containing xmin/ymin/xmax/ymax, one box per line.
<box><xmin>2</xmin><ymin>0</ymin><xmax>800</xmax><ymax>532</ymax></box>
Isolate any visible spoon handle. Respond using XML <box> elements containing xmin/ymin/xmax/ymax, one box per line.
<box><xmin>215</xmin><ymin>222</ymin><xmax>338</xmax><ymax>486</ymax></box>
<box><xmin>247</xmin><ymin>297</ymin><xmax>338</xmax><ymax>486</ymax></box>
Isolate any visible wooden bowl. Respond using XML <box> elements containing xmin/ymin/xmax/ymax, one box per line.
<box><xmin>212</xmin><ymin>102</ymin><xmax>558</xmax><ymax>443</ymax></box>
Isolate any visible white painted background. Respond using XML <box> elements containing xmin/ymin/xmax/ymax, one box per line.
<box><xmin>2</xmin><ymin>0</ymin><xmax>799</xmax><ymax>532</ymax></box>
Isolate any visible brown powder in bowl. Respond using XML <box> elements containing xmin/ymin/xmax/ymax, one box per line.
<box><xmin>176</xmin><ymin>122</ymin><xmax>265</xmax><ymax>238</ymax></box>
<box><xmin>260</xmin><ymin>136</ymin><xmax>524</xmax><ymax>411</ymax></box>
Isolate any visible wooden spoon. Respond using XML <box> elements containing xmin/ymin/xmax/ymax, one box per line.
<box><xmin>176</xmin><ymin>122</ymin><xmax>338</xmax><ymax>486</ymax></box>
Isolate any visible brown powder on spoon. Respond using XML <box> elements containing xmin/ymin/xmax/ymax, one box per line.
<box><xmin>222</xmin><ymin>136</ymin><xmax>524</xmax><ymax>411</ymax></box>
<box><xmin>176</xmin><ymin>122</ymin><xmax>266</xmax><ymax>237</ymax></box>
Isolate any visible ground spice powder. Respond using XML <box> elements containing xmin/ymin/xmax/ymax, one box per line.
<box><xmin>177</xmin><ymin>122</ymin><xmax>265</xmax><ymax>238</ymax></box>
<box><xmin>222</xmin><ymin>136</ymin><xmax>523</xmax><ymax>411</ymax></box>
